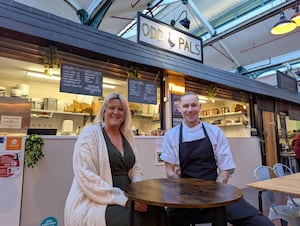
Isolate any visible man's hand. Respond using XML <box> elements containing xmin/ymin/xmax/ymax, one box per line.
<box><xmin>216</xmin><ymin>170</ymin><xmax>231</xmax><ymax>184</ymax></box>
<box><xmin>165</xmin><ymin>162</ymin><xmax>180</xmax><ymax>178</ymax></box>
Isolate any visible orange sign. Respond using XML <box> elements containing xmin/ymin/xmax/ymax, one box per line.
<box><xmin>6</xmin><ymin>137</ymin><xmax>22</xmax><ymax>151</ymax></box>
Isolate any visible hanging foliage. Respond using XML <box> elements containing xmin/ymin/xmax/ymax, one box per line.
<box><xmin>43</xmin><ymin>46</ymin><xmax>61</xmax><ymax>75</ymax></box>
<box><xmin>123</xmin><ymin>66</ymin><xmax>142</xmax><ymax>79</ymax></box>
<box><xmin>206</xmin><ymin>84</ymin><xmax>218</xmax><ymax>100</ymax></box>
<box><xmin>24</xmin><ymin>134</ymin><xmax>45</xmax><ymax>168</ymax></box>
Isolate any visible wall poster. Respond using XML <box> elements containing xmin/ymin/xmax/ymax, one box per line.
<box><xmin>171</xmin><ymin>94</ymin><xmax>182</xmax><ymax>127</ymax></box>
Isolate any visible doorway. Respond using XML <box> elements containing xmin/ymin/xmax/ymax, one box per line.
<box><xmin>262</xmin><ymin>111</ymin><xmax>278</xmax><ymax>167</ymax></box>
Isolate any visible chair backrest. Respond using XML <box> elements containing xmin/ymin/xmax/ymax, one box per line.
<box><xmin>273</xmin><ymin>163</ymin><xmax>299</xmax><ymax>207</ymax></box>
<box><xmin>273</xmin><ymin>163</ymin><xmax>293</xmax><ymax>177</ymax></box>
<box><xmin>253</xmin><ymin>165</ymin><xmax>278</xmax><ymax>209</ymax></box>
<box><xmin>253</xmin><ymin>165</ymin><xmax>273</xmax><ymax>181</ymax></box>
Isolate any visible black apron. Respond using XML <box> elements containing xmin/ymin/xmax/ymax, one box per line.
<box><xmin>179</xmin><ymin>123</ymin><xmax>217</xmax><ymax>180</ymax></box>
<box><xmin>178</xmin><ymin>123</ymin><xmax>260</xmax><ymax>220</ymax></box>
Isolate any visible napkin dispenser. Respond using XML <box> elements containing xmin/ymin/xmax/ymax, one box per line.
<box><xmin>61</xmin><ymin>120</ymin><xmax>74</xmax><ymax>133</ymax></box>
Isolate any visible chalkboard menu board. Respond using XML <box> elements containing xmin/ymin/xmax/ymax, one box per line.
<box><xmin>128</xmin><ymin>79</ymin><xmax>157</xmax><ymax>104</ymax></box>
<box><xmin>277</xmin><ymin>70</ymin><xmax>297</xmax><ymax>93</ymax></box>
<box><xmin>279</xmin><ymin>113</ymin><xmax>287</xmax><ymax>139</ymax></box>
<box><xmin>60</xmin><ymin>64</ymin><xmax>103</xmax><ymax>96</ymax></box>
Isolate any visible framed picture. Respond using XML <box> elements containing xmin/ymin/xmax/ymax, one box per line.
<box><xmin>171</xmin><ymin>94</ymin><xmax>182</xmax><ymax>116</ymax></box>
<box><xmin>172</xmin><ymin>117</ymin><xmax>182</xmax><ymax>127</ymax></box>
<box><xmin>155</xmin><ymin>151</ymin><xmax>164</xmax><ymax>165</ymax></box>
<box><xmin>171</xmin><ymin>94</ymin><xmax>182</xmax><ymax>127</ymax></box>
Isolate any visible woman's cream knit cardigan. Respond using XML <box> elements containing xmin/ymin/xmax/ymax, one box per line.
<box><xmin>64</xmin><ymin>124</ymin><xmax>143</xmax><ymax>226</ymax></box>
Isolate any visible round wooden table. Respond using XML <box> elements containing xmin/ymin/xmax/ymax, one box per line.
<box><xmin>124</xmin><ymin>178</ymin><xmax>243</xmax><ymax>226</ymax></box>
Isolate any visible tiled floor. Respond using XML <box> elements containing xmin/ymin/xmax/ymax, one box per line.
<box><xmin>194</xmin><ymin>187</ymin><xmax>284</xmax><ymax>226</ymax></box>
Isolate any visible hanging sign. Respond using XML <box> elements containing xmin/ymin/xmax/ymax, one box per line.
<box><xmin>137</xmin><ymin>12</ymin><xmax>203</xmax><ymax>63</ymax></box>
<box><xmin>60</xmin><ymin>64</ymin><xmax>103</xmax><ymax>96</ymax></box>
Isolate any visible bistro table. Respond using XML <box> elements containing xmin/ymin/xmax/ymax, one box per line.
<box><xmin>280</xmin><ymin>151</ymin><xmax>298</xmax><ymax>172</ymax></box>
<box><xmin>247</xmin><ymin>172</ymin><xmax>300</xmax><ymax>212</ymax></box>
<box><xmin>124</xmin><ymin>178</ymin><xmax>243</xmax><ymax>226</ymax></box>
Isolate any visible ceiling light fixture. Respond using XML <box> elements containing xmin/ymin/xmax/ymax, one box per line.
<box><xmin>291</xmin><ymin>5</ymin><xmax>300</xmax><ymax>26</ymax></box>
<box><xmin>271</xmin><ymin>11</ymin><xmax>297</xmax><ymax>35</ymax></box>
<box><xmin>103</xmin><ymin>84</ymin><xmax>115</xmax><ymax>89</ymax></box>
<box><xmin>170</xmin><ymin>10</ymin><xmax>190</xmax><ymax>29</ymax></box>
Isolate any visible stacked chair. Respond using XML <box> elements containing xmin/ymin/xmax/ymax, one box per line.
<box><xmin>253</xmin><ymin>165</ymin><xmax>300</xmax><ymax>226</ymax></box>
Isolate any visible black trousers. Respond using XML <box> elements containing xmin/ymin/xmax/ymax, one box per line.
<box><xmin>167</xmin><ymin>198</ymin><xmax>275</xmax><ymax>226</ymax></box>
<box><xmin>296</xmin><ymin>158</ymin><xmax>300</xmax><ymax>172</ymax></box>
<box><xmin>106</xmin><ymin>204</ymin><xmax>169</xmax><ymax>226</ymax></box>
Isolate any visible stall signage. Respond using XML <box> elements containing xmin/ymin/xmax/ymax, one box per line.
<box><xmin>0</xmin><ymin>115</ymin><xmax>22</xmax><ymax>129</ymax></box>
<box><xmin>40</xmin><ymin>216</ymin><xmax>58</xmax><ymax>226</ymax></box>
<box><xmin>128</xmin><ymin>79</ymin><xmax>157</xmax><ymax>104</ymax></box>
<box><xmin>137</xmin><ymin>12</ymin><xmax>203</xmax><ymax>63</ymax></box>
<box><xmin>169</xmin><ymin>83</ymin><xmax>185</xmax><ymax>94</ymax></box>
<box><xmin>6</xmin><ymin>137</ymin><xmax>22</xmax><ymax>151</ymax></box>
<box><xmin>0</xmin><ymin>152</ymin><xmax>21</xmax><ymax>178</ymax></box>
<box><xmin>60</xmin><ymin>64</ymin><xmax>103</xmax><ymax>96</ymax></box>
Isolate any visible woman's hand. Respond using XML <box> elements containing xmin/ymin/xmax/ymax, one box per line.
<box><xmin>125</xmin><ymin>200</ymin><xmax>148</xmax><ymax>212</ymax></box>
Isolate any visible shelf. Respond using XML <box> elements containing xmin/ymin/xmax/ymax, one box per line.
<box><xmin>200</xmin><ymin>111</ymin><xmax>245</xmax><ymax>119</ymax></box>
<box><xmin>134</xmin><ymin>113</ymin><xmax>154</xmax><ymax>118</ymax></box>
<box><xmin>133</xmin><ymin>113</ymin><xmax>160</xmax><ymax>120</ymax></box>
<box><xmin>215</xmin><ymin>122</ymin><xmax>244</xmax><ymax>127</ymax></box>
<box><xmin>31</xmin><ymin>109</ymin><xmax>90</xmax><ymax>118</ymax></box>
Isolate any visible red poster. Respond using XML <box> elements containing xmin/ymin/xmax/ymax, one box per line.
<box><xmin>0</xmin><ymin>153</ymin><xmax>21</xmax><ymax>178</ymax></box>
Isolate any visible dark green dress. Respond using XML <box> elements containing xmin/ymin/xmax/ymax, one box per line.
<box><xmin>103</xmin><ymin>129</ymin><xmax>169</xmax><ymax>226</ymax></box>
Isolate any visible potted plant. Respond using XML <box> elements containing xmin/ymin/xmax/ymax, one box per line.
<box><xmin>24</xmin><ymin>134</ymin><xmax>45</xmax><ymax>168</ymax></box>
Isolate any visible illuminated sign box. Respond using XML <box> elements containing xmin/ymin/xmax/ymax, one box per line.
<box><xmin>137</xmin><ymin>12</ymin><xmax>203</xmax><ymax>63</ymax></box>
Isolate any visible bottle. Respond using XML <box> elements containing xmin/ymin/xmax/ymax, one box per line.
<box><xmin>76</xmin><ymin>126</ymin><xmax>81</xmax><ymax>135</ymax></box>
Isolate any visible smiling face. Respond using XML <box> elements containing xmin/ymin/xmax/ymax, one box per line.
<box><xmin>180</xmin><ymin>93</ymin><xmax>201</xmax><ymax>128</ymax></box>
<box><xmin>104</xmin><ymin>98</ymin><xmax>126</xmax><ymax>129</ymax></box>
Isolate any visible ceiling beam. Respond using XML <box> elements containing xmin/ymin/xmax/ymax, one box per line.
<box><xmin>187</xmin><ymin>0</ymin><xmax>241</xmax><ymax>67</ymax></box>
<box><xmin>64</xmin><ymin>0</ymin><xmax>81</xmax><ymax>11</ymax></box>
<box><xmin>203</xmin><ymin>0</ymin><xmax>297</xmax><ymax>47</ymax></box>
<box><xmin>87</xmin><ymin>0</ymin><xmax>104</xmax><ymax>16</ymax></box>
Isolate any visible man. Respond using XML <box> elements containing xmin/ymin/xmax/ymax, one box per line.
<box><xmin>291</xmin><ymin>131</ymin><xmax>300</xmax><ymax>172</ymax></box>
<box><xmin>161</xmin><ymin>92</ymin><xmax>274</xmax><ymax>226</ymax></box>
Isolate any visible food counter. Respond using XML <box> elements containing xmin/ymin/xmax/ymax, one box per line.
<box><xmin>19</xmin><ymin>135</ymin><xmax>262</xmax><ymax>226</ymax></box>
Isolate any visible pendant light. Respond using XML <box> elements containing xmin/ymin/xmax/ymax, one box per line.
<box><xmin>291</xmin><ymin>5</ymin><xmax>300</xmax><ymax>26</ymax></box>
<box><xmin>271</xmin><ymin>11</ymin><xmax>297</xmax><ymax>35</ymax></box>
<box><xmin>170</xmin><ymin>10</ymin><xmax>190</xmax><ymax>29</ymax></box>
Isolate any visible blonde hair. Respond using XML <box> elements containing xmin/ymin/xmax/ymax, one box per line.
<box><xmin>94</xmin><ymin>93</ymin><xmax>134</xmax><ymax>146</ymax></box>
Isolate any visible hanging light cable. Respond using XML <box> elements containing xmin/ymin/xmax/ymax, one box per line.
<box><xmin>291</xmin><ymin>4</ymin><xmax>300</xmax><ymax>26</ymax></box>
<box><xmin>170</xmin><ymin>10</ymin><xmax>190</xmax><ymax>29</ymax></box>
<box><xmin>271</xmin><ymin>11</ymin><xmax>297</xmax><ymax>35</ymax></box>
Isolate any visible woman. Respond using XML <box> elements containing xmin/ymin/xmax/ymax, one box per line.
<box><xmin>64</xmin><ymin>93</ymin><xmax>168</xmax><ymax>226</ymax></box>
